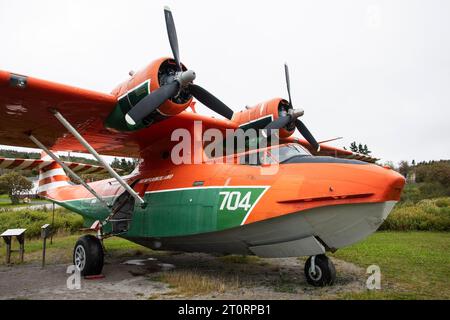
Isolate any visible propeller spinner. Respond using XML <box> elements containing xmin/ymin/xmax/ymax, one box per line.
<box><xmin>263</xmin><ymin>64</ymin><xmax>321</xmax><ymax>152</ymax></box>
<box><xmin>125</xmin><ymin>7</ymin><xmax>234</xmax><ymax>126</ymax></box>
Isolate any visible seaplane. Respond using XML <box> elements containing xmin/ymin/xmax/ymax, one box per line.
<box><xmin>0</xmin><ymin>7</ymin><xmax>405</xmax><ymax>286</ymax></box>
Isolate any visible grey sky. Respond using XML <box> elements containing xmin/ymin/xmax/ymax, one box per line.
<box><xmin>1</xmin><ymin>0</ymin><xmax>449</xmax><ymax>164</ymax></box>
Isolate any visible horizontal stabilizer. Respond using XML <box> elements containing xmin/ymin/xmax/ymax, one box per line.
<box><xmin>0</xmin><ymin>157</ymin><xmax>108</xmax><ymax>174</ymax></box>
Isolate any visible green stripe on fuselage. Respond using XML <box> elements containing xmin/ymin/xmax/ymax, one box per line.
<box><xmin>55</xmin><ymin>186</ymin><xmax>268</xmax><ymax>238</ymax></box>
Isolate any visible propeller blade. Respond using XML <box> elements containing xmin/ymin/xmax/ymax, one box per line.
<box><xmin>164</xmin><ymin>6</ymin><xmax>182</xmax><ymax>71</ymax></box>
<box><xmin>262</xmin><ymin>115</ymin><xmax>292</xmax><ymax>138</ymax></box>
<box><xmin>265</xmin><ymin>116</ymin><xmax>292</xmax><ymax>131</ymax></box>
<box><xmin>284</xmin><ymin>63</ymin><xmax>293</xmax><ymax>106</ymax></box>
<box><xmin>190</xmin><ymin>84</ymin><xmax>234</xmax><ymax>120</ymax></box>
<box><xmin>295</xmin><ymin>119</ymin><xmax>320</xmax><ymax>152</ymax></box>
<box><xmin>125</xmin><ymin>81</ymin><xmax>179</xmax><ymax>126</ymax></box>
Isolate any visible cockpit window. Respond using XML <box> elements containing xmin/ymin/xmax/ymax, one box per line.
<box><xmin>236</xmin><ymin>143</ymin><xmax>311</xmax><ymax>166</ymax></box>
<box><xmin>238</xmin><ymin>152</ymin><xmax>264</xmax><ymax>166</ymax></box>
<box><xmin>268</xmin><ymin>144</ymin><xmax>311</xmax><ymax>163</ymax></box>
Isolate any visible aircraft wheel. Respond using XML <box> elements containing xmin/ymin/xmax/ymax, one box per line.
<box><xmin>73</xmin><ymin>235</ymin><xmax>104</xmax><ymax>276</ymax></box>
<box><xmin>304</xmin><ymin>254</ymin><xmax>336</xmax><ymax>287</ymax></box>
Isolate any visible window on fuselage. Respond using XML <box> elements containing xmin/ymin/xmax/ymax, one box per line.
<box><xmin>238</xmin><ymin>151</ymin><xmax>265</xmax><ymax>166</ymax></box>
<box><xmin>237</xmin><ymin>144</ymin><xmax>311</xmax><ymax>166</ymax></box>
<box><xmin>268</xmin><ymin>144</ymin><xmax>311</xmax><ymax>163</ymax></box>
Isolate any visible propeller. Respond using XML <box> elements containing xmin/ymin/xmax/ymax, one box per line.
<box><xmin>164</xmin><ymin>6</ymin><xmax>182</xmax><ymax>72</ymax></box>
<box><xmin>189</xmin><ymin>84</ymin><xmax>234</xmax><ymax>120</ymax></box>
<box><xmin>263</xmin><ymin>63</ymin><xmax>320</xmax><ymax>152</ymax></box>
<box><xmin>125</xmin><ymin>7</ymin><xmax>234</xmax><ymax>126</ymax></box>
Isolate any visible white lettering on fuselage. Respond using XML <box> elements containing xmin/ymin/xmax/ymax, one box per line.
<box><xmin>219</xmin><ymin>191</ymin><xmax>252</xmax><ymax>211</ymax></box>
<box><xmin>140</xmin><ymin>174</ymin><xmax>174</xmax><ymax>184</ymax></box>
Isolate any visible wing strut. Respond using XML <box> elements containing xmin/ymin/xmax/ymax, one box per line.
<box><xmin>51</xmin><ymin>110</ymin><xmax>145</xmax><ymax>205</ymax></box>
<box><xmin>29</xmin><ymin>134</ymin><xmax>112</xmax><ymax>210</ymax></box>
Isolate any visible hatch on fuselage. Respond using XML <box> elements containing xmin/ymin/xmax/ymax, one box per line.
<box><xmin>109</xmin><ymin>180</ymin><xmax>140</xmax><ymax>235</ymax></box>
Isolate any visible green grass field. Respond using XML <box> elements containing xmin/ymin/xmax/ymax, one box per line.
<box><xmin>0</xmin><ymin>195</ymin><xmax>49</xmax><ymax>208</ymax></box>
<box><xmin>331</xmin><ymin>231</ymin><xmax>450</xmax><ymax>299</ymax></box>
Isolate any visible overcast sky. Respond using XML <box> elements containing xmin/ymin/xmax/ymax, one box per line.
<box><xmin>1</xmin><ymin>0</ymin><xmax>449</xmax><ymax>164</ymax></box>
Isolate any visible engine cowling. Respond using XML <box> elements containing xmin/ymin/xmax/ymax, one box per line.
<box><xmin>232</xmin><ymin>98</ymin><xmax>295</xmax><ymax>138</ymax></box>
<box><xmin>105</xmin><ymin>57</ymin><xmax>193</xmax><ymax>132</ymax></box>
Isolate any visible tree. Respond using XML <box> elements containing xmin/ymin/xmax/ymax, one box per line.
<box><xmin>111</xmin><ymin>157</ymin><xmax>121</xmax><ymax>169</ymax></box>
<box><xmin>120</xmin><ymin>158</ymin><xmax>128</xmax><ymax>170</ymax></box>
<box><xmin>111</xmin><ymin>157</ymin><xmax>137</xmax><ymax>175</ymax></box>
<box><xmin>398</xmin><ymin>160</ymin><xmax>410</xmax><ymax>178</ymax></box>
<box><xmin>348</xmin><ymin>141</ymin><xmax>372</xmax><ymax>155</ymax></box>
<box><xmin>415</xmin><ymin>161</ymin><xmax>450</xmax><ymax>188</ymax></box>
<box><xmin>358</xmin><ymin>143</ymin><xmax>363</xmax><ymax>154</ymax></box>
<box><xmin>0</xmin><ymin>172</ymin><xmax>33</xmax><ymax>204</ymax></box>
<box><xmin>383</xmin><ymin>161</ymin><xmax>396</xmax><ymax>170</ymax></box>
<box><xmin>362</xmin><ymin>144</ymin><xmax>372</xmax><ymax>155</ymax></box>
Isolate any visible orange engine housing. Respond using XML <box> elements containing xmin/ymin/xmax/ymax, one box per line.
<box><xmin>111</xmin><ymin>57</ymin><xmax>193</xmax><ymax>117</ymax></box>
<box><xmin>231</xmin><ymin>98</ymin><xmax>295</xmax><ymax>138</ymax></box>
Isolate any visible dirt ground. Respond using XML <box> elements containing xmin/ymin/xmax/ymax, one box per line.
<box><xmin>0</xmin><ymin>251</ymin><xmax>368</xmax><ymax>300</ymax></box>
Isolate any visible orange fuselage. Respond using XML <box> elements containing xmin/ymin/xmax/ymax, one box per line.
<box><xmin>46</xmin><ymin>152</ymin><xmax>405</xmax><ymax>241</ymax></box>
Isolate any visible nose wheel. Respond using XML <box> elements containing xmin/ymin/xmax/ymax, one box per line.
<box><xmin>304</xmin><ymin>254</ymin><xmax>336</xmax><ymax>286</ymax></box>
<box><xmin>73</xmin><ymin>235</ymin><xmax>104</xmax><ymax>276</ymax></box>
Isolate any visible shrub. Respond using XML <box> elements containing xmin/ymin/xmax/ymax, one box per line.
<box><xmin>400</xmin><ymin>182</ymin><xmax>450</xmax><ymax>203</ymax></box>
<box><xmin>0</xmin><ymin>172</ymin><xmax>33</xmax><ymax>204</ymax></box>
<box><xmin>418</xmin><ymin>182</ymin><xmax>448</xmax><ymax>199</ymax></box>
<box><xmin>0</xmin><ymin>208</ymin><xmax>83</xmax><ymax>238</ymax></box>
<box><xmin>400</xmin><ymin>184</ymin><xmax>422</xmax><ymax>203</ymax></box>
<box><xmin>415</xmin><ymin>161</ymin><xmax>450</xmax><ymax>187</ymax></box>
<box><xmin>380</xmin><ymin>198</ymin><xmax>450</xmax><ymax>231</ymax></box>
<box><xmin>435</xmin><ymin>198</ymin><xmax>450</xmax><ymax>208</ymax></box>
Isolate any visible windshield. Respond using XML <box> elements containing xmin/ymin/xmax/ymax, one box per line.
<box><xmin>268</xmin><ymin>144</ymin><xmax>311</xmax><ymax>163</ymax></box>
<box><xmin>236</xmin><ymin>143</ymin><xmax>311</xmax><ymax>166</ymax></box>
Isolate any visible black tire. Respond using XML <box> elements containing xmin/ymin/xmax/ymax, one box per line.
<box><xmin>73</xmin><ymin>235</ymin><xmax>104</xmax><ymax>276</ymax></box>
<box><xmin>304</xmin><ymin>254</ymin><xmax>336</xmax><ymax>287</ymax></box>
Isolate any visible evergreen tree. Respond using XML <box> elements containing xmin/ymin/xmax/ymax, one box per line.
<box><xmin>358</xmin><ymin>143</ymin><xmax>363</xmax><ymax>154</ymax></box>
<box><xmin>348</xmin><ymin>142</ymin><xmax>372</xmax><ymax>155</ymax></box>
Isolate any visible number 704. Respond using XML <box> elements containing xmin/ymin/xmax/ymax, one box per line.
<box><xmin>219</xmin><ymin>191</ymin><xmax>252</xmax><ymax>211</ymax></box>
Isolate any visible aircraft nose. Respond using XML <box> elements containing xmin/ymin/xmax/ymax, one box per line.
<box><xmin>380</xmin><ymin>167</ymin><xmax>406</xmax><ymax>201</ymax></box>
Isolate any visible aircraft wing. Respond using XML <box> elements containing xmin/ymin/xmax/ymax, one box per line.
<box><xmin>0</xmin><ymin>70</ymin><xmax>237</xmax><ymax>158</ymax></box>
<box><xmin>0</xmin><ymin>70</ymin><xmax>117</xmax><ymax>149</ymax></box>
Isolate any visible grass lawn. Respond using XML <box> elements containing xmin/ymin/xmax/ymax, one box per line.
<box><xmin>331</xmin><ymin>231</ymin><xmax>450</xmax><ymax>299</ymax></box>
<box><xmin>0</xmin><ymin>195</ymin><xmax>50</xmax><ymax>208</ymax></box>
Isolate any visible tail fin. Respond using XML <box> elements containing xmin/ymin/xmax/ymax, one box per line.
<box><xmin>37</xmin><ymin>151</ymin><xmax>71</xmax><ymax>196</ymax></box>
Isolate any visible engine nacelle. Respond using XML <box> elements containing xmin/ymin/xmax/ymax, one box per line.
<box><xmin>232</xmin><ymin>98</ymin><xmax>295</xmax><ymax>138</ymax></box>
<box><xmin>105</xmin><ymin>57</ymin><xmax>193</xmax><ymax>132</ymax></box>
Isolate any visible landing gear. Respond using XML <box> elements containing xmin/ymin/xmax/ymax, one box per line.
<box><xmin>304</xmin><ymin>254</ymin><xmax>336</xmax><ymax>287</ymax></box>
<box><xmin>73</xmin><ymin>235</ymin><xmax>104</xmax><ymax>276</ymax></box>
